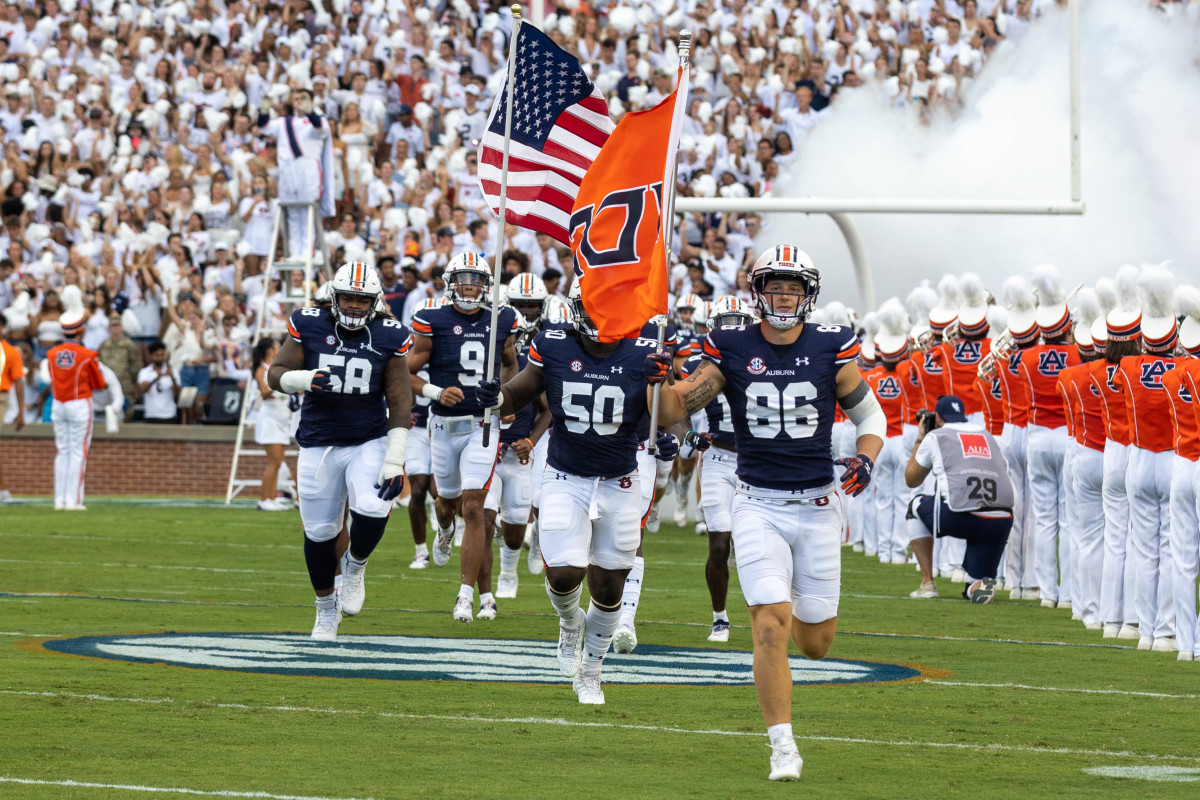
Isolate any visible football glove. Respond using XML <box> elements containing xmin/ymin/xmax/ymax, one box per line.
<box><xmin>643</xmin><ymin>353</ymin><xmax>672</xmax><ymax>385</ymax></box>
<box><xmin>684</xmin><ymin>430</ymin><xmax>713</xmax><ymax>452</ymax></box>
<box><xmin>834</xmin><ymin>454</ymin><xmax>874</xmax><ymax>497</ymax></box>
<box><xmin>375</xmin><ymin>428</ymin><xmax>409</xmax><ymax>501</ymax></box>
<box><xmin>279</xmin><ymin>369</ymin><xmax>333</xmax><ymax>394</ymax></box>
<box><xmin>473</xmin><ymin>378</ymin><xmax>502</xmax><ymax>409</ymax></box>
<box><xmin>654</xmin><ymin>431</ymin><xmax>680</xmax><ymax>461</ymax></box>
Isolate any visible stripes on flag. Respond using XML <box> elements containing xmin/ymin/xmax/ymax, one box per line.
<box><xmin>477</xmin><ymin>24</ymin><xmax>614</xmax><ymax>244</ymax></box>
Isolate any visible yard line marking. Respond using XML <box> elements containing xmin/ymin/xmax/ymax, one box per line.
<box><xmin>0</xmin><ymin>631</ymin><xmax>59</xmax><ymax>637</ymax></box>
<box><xmin>0</xmin><ymin>777</ymin><xmax>382</xmax><ymax>800</ymax></box>
<box><xmin>846</xmin><ymin>630</ymin><xmax>1135</xmax><ymax>650</ymax></box>
<box><xmin>5</xmin><ymin>689</ymin><xmax>1200</xmax><ymax>764</ymax></box>
<box><xmin>928</xmin><ymin>681</ymin><xmax>1200</xmax><ymax>700</ymax></box>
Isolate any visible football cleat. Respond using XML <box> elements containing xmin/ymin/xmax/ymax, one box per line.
<box><xmin>558</xmin><ymin>610</ymin><xmax>586</xmax><ymax>677</ymax></box>
<box><xmin>768</xmin><ymin>746</ymin><xmax>803</xmax><ymax>782</ymax></box>
<box><xmin>64</xmin><ymin>503</ymin><xmax>87</xmax><ymax>511</ymax></box>
<box><xmin>339</xmin><ymin>554</ymin><xmax>367</xmax><ymax>616</ymax></box>
<box><xmin>433</xmin><ymin>525</ymin><xmax>454</xmax><ymax>567</ymax></box>
<box><xmin>910</xmin><ymin>581</ymin><xmax>938</xmax><ymax>599</ymax></box>
<box><xmin>708</xmin><ymin>620</ymin><xmax>731</xmax><ymax>643</ymax></box>
<box><xmin>612</xmin><ymin>623</ymin><xmax>638</xmax><ymax>654</ymax></box>
<box><xmin>453</xmin><ymin>595</ymin><xmax>473</xmax><ymax>624</ymax></box>
<box><xmin>311</xmin><ymin>600</ymin><xmax>342</xmax><ymax>641</ymax></box>
<box><xmin>497</xmin><ymin>572</ymin><xmax>518</xmax><ymax>599</ymax></box>
<box><xmin>966</xmin><ymin>577</ymin><xmax>998</xmax><ymax>604</ymax></box>
<box><xmin>695</xmin><ymin>520</ymin><xmax>708</xmax><ymax>536</ymax></box>
<box><xmin>256</xmin><ymin>498</ymin><xmax>286</xmax><ymax>511</ymax></box>
<box><xmin>645</xmin><ymin>506</ymin><xmax>661</xmax><ymax>533</ymax></box>
<box><xmin>409</xmin><ymin>551</ymin><xmax>430</xmax><ymax>570</ymax></box>
<box><xmin>478</xmin><ymin>597</ymin><xmax>497</xmax><ymax>621</ymax></box>
<box><xmin>573</xmin><ymin>673</ymin><xmax>605</xmax><ymax>705</ymax></box>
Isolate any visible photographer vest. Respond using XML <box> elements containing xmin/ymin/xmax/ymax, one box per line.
<box><xmin>928</xmin><ymin>426</ymin><xmax>1015</xmax><ymax>513</ymax></box>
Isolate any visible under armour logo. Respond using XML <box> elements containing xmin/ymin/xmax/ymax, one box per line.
<box><xmin>553</xmin><ymin>473</ymin><xmax>568</xmax><ymax>480</ymax></box>
<box><xmin>611</xmin><ymin>366</ymin><xmax>623</xmax><ymax>373</ymax></box>
<box><xmin>796</xmin><ymin>357</ymin><xmax>809</xmax><ymax>366</ymax></box>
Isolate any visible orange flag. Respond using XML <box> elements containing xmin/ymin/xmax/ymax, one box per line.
<box><xmin>568</xmin><ymin>67</ymin><xmax>689</xmax><ymax>342</ymax></box>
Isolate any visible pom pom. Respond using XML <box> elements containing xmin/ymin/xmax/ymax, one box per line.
<box><xmin>1002</xmin><ymin>276</ymin><xmax>1037</xmax><ymax>313</ymax></box>
<box><xmin>609</xmin><ymin>6</ymin><xmax>637</xmax><ymax>34</ymax></box>
<box><xmin>1029</xmin><ymin>263</ymin><xmax>1065</xmax><ymax>306</ymax></box>
<box><xmin>1137</xmin><ymin>263</ymin><xmax>1175</xmax><ymax>319</ymax></box>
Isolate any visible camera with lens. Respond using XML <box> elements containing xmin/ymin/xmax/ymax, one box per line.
<box><xmin>916</xmin><ymin>409</ymin><xmax>936</xmax><ymax>433</ymax></box>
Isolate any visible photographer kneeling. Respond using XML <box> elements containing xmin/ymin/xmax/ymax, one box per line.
<box><xmin>905</xmin><ymin>395</ymin><xmax>1015</xmax><ymax>604</ymax></box>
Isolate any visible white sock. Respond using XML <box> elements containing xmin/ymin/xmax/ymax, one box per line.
<box><xmin>546</xmin><ymin>581</ymin><xmax>583</xmax><ymax>625</ymax></box>
<box><xmin>414</xmin><ymin>543</ymin><xmax>428</xmax><ymax>557</ymax></box>
<box><xmin>346</xmin><ymin>553</ymin><xmax>366</xmax><ymax>567</ymax></box>
<box><xmin>439</xmin><ymin>520</ymin><xmax>455</xmax><ymax>537</ymax></box>
<box><xmin>499</xmin><ymin>544</ymin><xmax>521</xmax><ymax>575</ymax></box>
<box><xmin>458</xmin><ymin>583</ymin><xmax>474</xmax><ymax>601</ymax></box>
<box><xmin>480</xmin><ymin>591</ymin><xmax>494</xmax><ymax>606</ymax></box>
<box><xmin>767</xmin><ymin>723</ymin><xmax>795</xmax><ymax>750</ymax></box>
<box><xmin>619</xmin><ymin>556</ymin><xmax>645</xmax><ymax>626</ymax></box>
<box><xmin>581</xmin><ymin>600</ymin><xmax>621</xmax><ymax>677</ymax></box>
<box><xmin>714</xmin><ymin>609</ymin><xmax>728</xmax><ymax>623</ymax></box>
<box><xmin>315</xmin><ymin>595</ymin><xmax>337</xmax><ymax>610</ymax></box>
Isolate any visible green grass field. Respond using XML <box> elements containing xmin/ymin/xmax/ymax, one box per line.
<box><xmin>2</xmin><ymin>498</ymin><xmax>1200</xmax><ymax>799</ymax></box>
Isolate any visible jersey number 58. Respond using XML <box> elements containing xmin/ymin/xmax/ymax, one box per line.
<box><xmin>317</xmin><ymin>354</ymin><xmax>373</xmax><ymax>394</ymax></box>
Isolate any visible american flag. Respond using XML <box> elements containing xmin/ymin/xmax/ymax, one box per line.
<box><xmin>477</xmin><ymin>24</ymin><xmax>614</xmax><ymax>245</ymax></box>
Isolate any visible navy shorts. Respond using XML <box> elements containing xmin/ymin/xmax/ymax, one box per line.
<box><xmin>914</xmin><ymin>495</ymin><xmax>1012</xmax><ymax>581</ymax></box>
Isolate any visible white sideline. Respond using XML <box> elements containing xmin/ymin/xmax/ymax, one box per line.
<box><xmin>0</xmin><ymin>777</ymin><xmax>381</xmax><ymax>800</ymax></box>
<box><xmin>4</xmin><ymin>690</ymin><xmax>1200</xmax><ymax>764</ymax></box>
<box><xmin>928</xmin><ymin>681</ymin><xmax>1200</xmax><ymax>700</ymax></box>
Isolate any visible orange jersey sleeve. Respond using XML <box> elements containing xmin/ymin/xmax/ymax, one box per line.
<box><xmin>1056</xmin><ymin>371</ymin><xmax>1078</xmax><ymax>440</ymax></box>
<box><xmin>1117</xmin><ymin>355</ymin><xmax>1177</xmax><ymax>453</ymax></box>
<box><xmin>1016</xmin><ymin>344</ymin><xmax>1080</xmax><ymax>429</ymax></box>
<box><xmin>937</xmin><ymin>339</ymin><xmax>990</xmax><ymax>415</ymax></box>
<box><xmin>865</xmin><ymin>366</ymin><xmax>905</xmax><ymax>438</ymax></box>
<box><xmin>1089</xmin><ymin>358</ymin><xmax>1130</xmax><ymax>446</ymax></box>
<box><xmin>894</xmin><ymin>358</ymin><xmax>922</xmax><ymax>425</ymax></box>
<box><xmin>0</xmin><ymin>339</ymin><xmax>25</xmax><ymax>391</ymax></box>
<box><xmin>975</xmin><ymin>371</ymin><xmax>1006</xmax><ymax>434</ymax></box>
<box><xmin>1163</xmin><ymin>365</ymin><xmax>1200</xmax><ymax>461</ymax></box>
<box><xmin>996</xmin><ymin>348</ymin><xmax>1032</xmax><ymax>427</ymax></box>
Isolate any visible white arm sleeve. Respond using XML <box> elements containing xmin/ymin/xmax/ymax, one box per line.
<box><xmin>843</xmin><ymin>388</ymin><xmax>888</xmax><ymax>443</ymax></box>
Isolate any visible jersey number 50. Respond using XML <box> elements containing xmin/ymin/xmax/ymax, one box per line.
<box><xmin>317</xmin><ymin>354</ymin><xmax>372</xmax><ymax>394</ymax></box>
<box><xmin>562</xmin><ymin>381</ymin><xmax>624</xmax><ymax>435</ymax></box>
<box><xmin>745</xmin><ymin>381</ymin><xmax>819</xmax><ymax>439</ymax></box>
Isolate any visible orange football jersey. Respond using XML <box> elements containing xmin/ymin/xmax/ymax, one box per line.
<box><xmin>46</xmin><ymin>341</ymin><xmax>105</xmax><ymax>402</ymax></box>
<box><xmin>1112</xmin><ymin>354</ymin><xmax>1177</xmax><ymax>453</ymax></box>
<box><xmin>864</xmin><ymin>365</ymin><xmax>905</xmax><ymax>438</ymax></box>
<box><xmin>930</xmin><ymin>338</ymin><xmax>990</xmax><ymax>415</ymax></box>
<box><xmin>1163</xmin><ymin>361</ymin><xmax>1199</xmax><ymax>461</ymax></box>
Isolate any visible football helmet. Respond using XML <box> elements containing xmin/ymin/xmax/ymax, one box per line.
<box><xmin>330</xmin><ymin>261</ymin><xmax>382</xmax><ymax>330</ymax></box>
<box><xmin>567</xmin><ymin>282</ymin><xmax>599</xmax><ymax>341</ymax></box>
<box><xmin>693</xmin><ymin>300</ymin><xmax>713</xmax><ymax>333</ymax></box>
<box><xmin>445</xmin><ymin>252</ymin><xmax>492</xmax><ymax>311</ymax></box>
<box><xmin>674</xmin><ymin>293</ymin><xmax>702</xmax><ymax>332</ymax></box>
<box><xmin>507</xmin><ymin>273</ymin><xmax>548</xmax><ymax>333</ymax></box>
<box><xmin>749</xmin><ymin>245</ymin><xmax>820</xmax><ymax>330</ymax></box>
<box><xmin>545</xmin><ymin>294</ymin><xmax>572</xmax><ymax>325</ymax></box>
<box><xmin>708</xmin><ymin>295</ymin><xmax>757</xmax><ymax>329</ymax></box>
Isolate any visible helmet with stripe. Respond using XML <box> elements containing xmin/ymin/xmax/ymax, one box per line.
<box><xmin>693</xmin><ymin>300</ymin><xmax>713</xmax><ymax>333</ymax></box>
<box><xmin>707</xmin><ymin>295</ymin><xmax>757</xmax><ymax>329</ymax></box>
<box><xmin>545</xmin><ymin>295</ymin><xmax>572</xmax><ymax>325</ymax></box>
<box><xmin>567</xmin><ymin>281</ymin><xmax>599</xmax><ymax>341</ymax></box>
<box><xmin>417</xmin><ymin>296</ymin><xmax>448</xmax><ymax>312</ymax></box>
<box><xmin>330</xmin><ymin>261</ymin><xmax>382</xmax><ymax>330</ymax></box>
<box><xmin>674</xmin><ymin>292</ymin><xmax>702</xmax><ymax>332</ymax></box>
<box><xmin>445</xmin><ymin>252</ymin><xmax>493</xmax><ymax>311</ymax></box>
<box><xmin>507</xmin><ymin>272</ymin><xmax>548</xmax><ymax>334</ymax></box>
<box><xmin>750</xmin><ymin>245</ymin><xmax>820</xmax><ymax>330</ymax></box>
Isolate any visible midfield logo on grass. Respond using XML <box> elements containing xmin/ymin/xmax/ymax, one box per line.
<box><xmin>42</xmin><ymin>633</ymin><xmax>924</xmax><ymax>686</ymax></box>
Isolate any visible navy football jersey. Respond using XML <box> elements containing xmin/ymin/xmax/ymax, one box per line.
<box><xmin>287</xmin><ymin>307</ymin><xmax>413</xmax><ymax>448</ymax></box>
<box><xmin>681</xmin><ymin>354</ymin><xmax>735</xmax><ymax>445</ymax></box>
<box><xmin>675</xmin><ymin>329</ymin><xmax>705</xmax><ymax>360</ymax></box>
<box><xmin>500</xmin><ymin>352</ymin><xmax>535</xmax><ymax>444</ymax></box>
<box><xmin>702</xmin><ymin>323</ymin><xmax>860</xmax><ymax>493</ymax></box>
<box><xmin>528</xmin><ymin>329</ymin><xmax>657</xmax><ymax>478</ymax></box>
<box><xmin>411</xmin><ymin>303</ymin><xmax>519</xmax><ymax>417</ymax></box>
<box><xmin>634</xmin><ymin>319</ymin><xmax>679</xmax><ymax>442</ymax></box>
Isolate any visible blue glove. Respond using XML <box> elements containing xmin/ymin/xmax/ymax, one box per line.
<box><xmin>834</xmin><ymin>454</ymin><xmax>874</xmax><ymax>497</ymax></box>
<box><xmin>474</xmin><ymin>378</ymin><xmax>502</xmax><ymax>409</ymax></box>
<box><xmin>654</xmin><ymin>432</ymin><xmax>680</xmax><ymax>461</ymax></box>
<box><xmin>684</xmin><ymin>430</ymin><xmax>713</xmax><ymax>452</ymax></box>
<box><xmin>375</xmin><ymin>473</ymin><xmax>405</xmax><ymax>502</ymax></box>
<box><xmin>310</xmin><ymin>370</ymin><xmax>333</xmax><ymax>393</ymax></box>
<box><xmin>644</xmin><ymin>353</ymin><xmax>672</xmax><ymax>385</ymax></box>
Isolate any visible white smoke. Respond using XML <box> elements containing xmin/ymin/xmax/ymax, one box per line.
<box><xmin>768</xmin><ymin>0</ymin><xmax>1200</xmax><ymax>307</ymax></box>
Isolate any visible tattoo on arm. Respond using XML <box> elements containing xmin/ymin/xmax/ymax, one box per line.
<box><xmin>680</xmin><ymin>361</ymin><xmax>722</xmax><ymax>415</ymax></box>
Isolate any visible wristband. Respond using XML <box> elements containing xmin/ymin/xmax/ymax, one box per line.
<box><xmin>421</xmin><ymin>383</ymin><xmax>444</xmax><ymax>402</ymax></box>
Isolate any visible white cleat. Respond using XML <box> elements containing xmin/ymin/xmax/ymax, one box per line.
<box><xmin>339</xmin><ymin>554</ymin><xmax>367</xmax><ymax>616</ymax></box>
<box><xmin>311</xmin><ymin>600</ymin><xmax>342</xmax><ymax>641</ymax></box>
<box><xmin>1023</xmin><ymin>588</ymin><xmax>1041</xmax><ymax>601</ymax></box>
<box><xmin>477</xmin><ymin>597</ymin><xmax>497</xmax><ymax>621</ymax></box>
<box><xmin>1040</xmin><ymin>598</ymin><xmax>1057</xmax><ymax>609</ymax></box>
<box><xmin>1137</xmin><ymin>636</ymin><xmax>1153</xmax><ymax>651</ymax></box>
<box><xmin>0</xmin><ymin>490</ymin><xmax>12</xmax><ymax>503</ymax></box>
<box><xmin>645</xmin><ymin>505</ymin><xmax>661</xmax><ymax>533</ymax></box>
<box><xmin>967</xmin><ymin>577</ymin><xmax>998</xmax><ymax>604</ymax></box>
<box><xmin>1008</xmin><ymin>588</ymin><xmax>1024</xmax><ymax>601</ymax></box>
<box><xmin>54</xmin><ymin>500</ymin><xmax>65</xmax><ymax>510</ymax></box>
<box><xmin>851</xmin><ymin>543</ymin><xmax>864</xmax><ymax>553</ymax></box>
<box><xmin>453</xmin><ymin>596</ymin><xmax>473</xmax><ymax>624</ymax></box>
<box><xmin>496</xmin><ymin>572</ymin><xmax>518</xmax><ymax>599</ymax></box>
<box><xmin>1178</xmin><ymin>651</ymin><xmax>1194</xmax><ymax>662</ymax></box>
<box><xmin>695</xmin><ymin>520</ymin><xmax>708</xmax><ymax>536</ymax></box>
<box><xmin>1058</xmin><ymin>600</ymin><xmax>1073</xmax><ymax>611</ymax></box>
<box><xmin>433</xmin><ymin>525</ymin><xmax>454</xmax><ymax>567</ymax></box>
<box><xmin>256</xmin><ymin>498</ymin><xmax>286</xmax><ymax>511</ymax></box>
<box><xmin>910</xmin><ymin>581</ymin><xmax>938</xmax><ymax>599</ymax></box>
<box><xmin>1152</xmin><ymin>637</ymin><xmax>1178</xmax><ymax>652</ymax></box>
<box><xmin>612</xmin><ymin>623</ymin><xmax>638</xmax><ymax>654</ymax></box>
<box><xmin>557</xmin><ymin>610</ymin><xmax>585</xmax><ymax>677</ymax></box>
<box><xmin>768</xmin><ymin>746</ymin><xmax>803</xmax><ymax>782</ymax></box>
<box><xmin>527</xmin><ymin>526</ymin><xmax>544</xmax><ymax>575</ymax></box>
<box><xmin>409</xmin><ymin>551</ymin><xmax>430</xmax><ymax>570</ymax></box>
<box><xmin>573</xmin><ymin>673</ymin><xmax>605</xmax><ymax>705</ymax></box>
<box><xmin>1117</xmin><ymin>624</ymin><xmax>1140</xmax><ymax>640</ymax></box>
<box><xmin>1084</xmin><ymin>622</ymin><xmax>1103</xmax><ymax>631</ymax></box>
<box><xmin>890</xmin><ymin>555</ymin><xmax>909</xmax><ymax>565</ymax></box>
<box><xmin>65</xmin><ymin>503</ymin><xmax>87</xmax><ymax>511</ymax></box>
<box><xmin>708</xmin><ymin>620</ymin><xmax>731</xmax><ymax>643</ymax></box>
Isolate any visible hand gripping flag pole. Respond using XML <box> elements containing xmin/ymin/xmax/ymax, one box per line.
<box><xmin>482</xmin><ymin>4</ymin><xmax>523</xmax><ymax>448</ymax></box>
<box><xmin>647</xmin><ymin>30</ymin><xmax>691</xmax><ymax>456</ymax></box>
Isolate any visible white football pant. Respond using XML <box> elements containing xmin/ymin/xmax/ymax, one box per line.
<box><xmin>297</xmin><ymin>439</ymin><xmax>390</xmax><ymax>541</ymax></box>
<box><xmin>1072</xmin><ymin>445</ymin><xmax>1105</xmax><ymax>627</ymax></box>
<box><xmin>429</xmin><ymin>414</ymin><xmax>500</xmax><ymax>499</ymax></box>
<box><xmin>538</xmin><ymin>469</ymin><xmax>641</xmax><ymax>570</ymax></box>
<box><xmin>1171</xmin><ymin>456</ymin><xmax>1198</xmax><ymax>656</ymax></box>
<box><xmin>1127</xmin><ymin>446</ymin><xmax>1175</xmax><ymax>640</ymax></box>
<box><xmin>52</xmin><ymin>397</ymin><xmax>93</xmax><ymax>507</ymax></box>
<box><xmin>699</xmin><ymin>447</ymin><xmax>737</xmax><ymax>532</ymax></box>
<box><xmin>1100</xmin><ymin>441</ymin><xmax>1135</xmax><ymax>626</ymax></box>
<box><xmin>1027</xmin><ymin>424</ymin><xmax>1069</xmax><ymax>604</ymax></box>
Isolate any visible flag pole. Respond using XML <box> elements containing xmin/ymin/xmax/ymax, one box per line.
<box><xmin>646</xmin><ymin>29</ymin><xmax>690</xmax><ymax>457</ymax></box>
<box><xmin>482</xmin><ymin>4</ymin><xmax>523</xmax><ymax>448</ymax></box>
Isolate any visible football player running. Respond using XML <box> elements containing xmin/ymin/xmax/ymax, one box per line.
<box><xmin>680</xmin><ymin>296</ymin><xmax>759</xmax><ymax>642</ymax></box>
<box><xmin>404</xmin><ymin>298</ymin><xmax>445</xmax><ymax>570</ymax></box>
<box><xmin>269</xmin><ymin>261</ymin><xmax>414</xmax><ymax>641</ymax></box>
<box><xmin>474</xmin><ymin>283</ymin><xmax>678</xmax><ymax>705</ymax></box>
<box><xmin>648</xmin><ymin>246</ymin><xmax>885</xmax><ymax>781</ymax></box>
<box><xmin>407</xmin><ymin>253</ymin><xmax>520</xmax><ymax>623</ymax></box>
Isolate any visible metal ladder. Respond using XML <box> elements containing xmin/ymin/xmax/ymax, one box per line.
<box><xmin>224</xmin><ymin>201</ymin><xmax>331</xmax><ymax>504</ymax></box>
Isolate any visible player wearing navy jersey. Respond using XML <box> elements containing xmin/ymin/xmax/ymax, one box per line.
<box><xmin>681</xmin><ymin>296</ymin><xmax>758</xmax><ymax>643</ymax></box>
<box><xmin>408</xmin><ymin>253</ymin><xmax>520</xmax><ymax>623</ymax></box>
<box><xmin>648</xmin><ymin>246</ymin><xmax>886</xmax><ymax>782</ymax></box>
<box><xmin>269</xmin><ymin>262</ymin><xmax>413</xmax><ymax>641</ymax></box>
<box><xmin>475</xmin><ymin>283</ymin><xmax>678</xmax><ymax>705</ymax></box>
<box><xmin>404</xmin><ymin>298</ymin><xmax>445</xmax><ymax>570</ymax></box>
<box><xmin>671</xmin><ymin>299</ymin><xmax>712</xmax><ymax>531</ymax></box>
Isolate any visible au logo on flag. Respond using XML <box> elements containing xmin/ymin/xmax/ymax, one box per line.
<box><xmin>569</xmin><ymin>183</ymin><xmax>663</xmax><ymax>270</ymax></box>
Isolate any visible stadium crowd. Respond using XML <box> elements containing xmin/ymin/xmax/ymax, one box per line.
<box><xmin>0</xmin><ymin>0</ymin><xmax>1071</xmax><ymax>425</ymax></box>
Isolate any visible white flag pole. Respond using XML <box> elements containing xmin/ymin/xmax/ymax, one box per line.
<box><xmin>482</xmin><ymin>4</ymin><xmax>523</xmax><ymax>449</ymax></box>
<box><xmin>647</xmin><ymin>30</ymin><xmax>691</xmax><ymax>456</ymax></box>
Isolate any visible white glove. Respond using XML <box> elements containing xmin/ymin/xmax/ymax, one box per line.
<box><xmin>421</xmin><ymin>383</ymin><xmax>444</xmax><ymax>402</ymax></box>
<box><xmin>104</xmin><ymin>405</ymin><xmax>120</xmax><ymax>434</ymax></box>
<box><xmin>375</xmin><ymin>427</ymin><xmax>409</xmax><ymax>500</ymax></box>
<box><xmin>280</xmin><ymin>369</ymin><xmax>332</xmax><ymax>394</ymax></box>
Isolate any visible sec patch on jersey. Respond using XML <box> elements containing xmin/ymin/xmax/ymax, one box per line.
<box><xmin>40</xmin><ymin>633</ymin><xmax>940</xmax><ymax>687</ymax></box>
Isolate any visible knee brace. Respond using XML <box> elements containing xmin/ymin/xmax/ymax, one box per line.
<box><xmin>348</xmin><ymin>510</ymin><xmax>389</xmax><ymax>561</ymax></box>
<box><xmin>303</xmin><ymin>535</ymin><xmax>339</xmax><ymax>592</ymax></box>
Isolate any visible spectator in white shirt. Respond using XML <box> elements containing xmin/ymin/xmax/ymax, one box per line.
<box><xmin>136</xmin><ymin>341</ymin><xmax>181</xmax><ymax>422</ymax></box>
